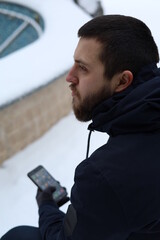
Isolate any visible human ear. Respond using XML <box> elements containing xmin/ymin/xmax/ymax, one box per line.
<box><xmin>114</xmin><ymin>70</ymin><xmax>133</xmax><ymax>93</ymax></box>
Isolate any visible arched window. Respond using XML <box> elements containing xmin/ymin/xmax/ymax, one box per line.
<box><xmin>0</xmin><ymin>2</ymin><xmax>44</xmax><ymax>58</ymax></box>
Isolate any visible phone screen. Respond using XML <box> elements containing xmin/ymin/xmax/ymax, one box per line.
<box><xmin>28</xmin><ymin>165</ymin><xmax>67</xmax><ymax>203</ymax></box>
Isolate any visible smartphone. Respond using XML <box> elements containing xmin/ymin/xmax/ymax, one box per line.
<box><xmin>27</xmin><ymin>165</ymin><xmax>68</xmax><ymax>204</ymax></box>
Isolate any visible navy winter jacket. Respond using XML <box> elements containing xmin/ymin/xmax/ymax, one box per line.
<box><xmin>38</xmin><ymin>63</ymin><xmax>160</xmax><ymax>240</ymax></box>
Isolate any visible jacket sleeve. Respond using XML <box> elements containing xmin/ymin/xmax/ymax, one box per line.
<box><xmin>38</xmin><ymin>201</ymin><xmax>66</xmax><ymax>240</ymax></box>
<box><xmin>38</xmin><ymin>200</ymin><xmax>77</xmax><ymax>240</ymax></box>
<box><xmin>38</xmin><ymin>159</ymin><xmax>130</xmax><ymax>240</ymax></box>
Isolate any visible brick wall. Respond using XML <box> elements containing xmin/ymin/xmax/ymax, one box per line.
<box><xmin>0</xmin><ymin>74</ymin><xmax>72</xmax><ymax>164</ymax></box>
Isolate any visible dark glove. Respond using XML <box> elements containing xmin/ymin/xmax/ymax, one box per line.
<box><xmin>57</xmin><ymin>188</ymin><xmax>70</xmax><ymax>207</ymax></box>
<box><xmin>36</xmin><ymin>186</ymin><xmax>56</xmax><ymax>207</ymax></box>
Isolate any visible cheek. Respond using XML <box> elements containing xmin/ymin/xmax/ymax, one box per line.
<box><xmin>78</xmin><ymin>72</ymin><xmax>105</xmax><ymax>97</ymax></box>
<box><xmin>78</xmin><ymin>81</ymin><xmax>91</xmax><ymax>98</ymax></box>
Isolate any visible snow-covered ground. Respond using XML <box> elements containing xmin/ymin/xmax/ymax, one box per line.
<box><xmin>0</xmin><ymin>0</ymin><xmax>90</xmax><ymax>107</ymax></box>
<box><xmin>0</xmin><ymin>112</ymin><xmax>107</xmax><ymax>236</ymax></box>
<box><xmin>0</xmin><ymin>0</ymin><xmax>160</xmax><ymax>236</ymax></box>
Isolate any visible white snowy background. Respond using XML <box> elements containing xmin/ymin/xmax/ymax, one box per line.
<box><xmin>0</xmin><ymin>0</ymin><xmax>160</xmax><ymax>236</ymax></box>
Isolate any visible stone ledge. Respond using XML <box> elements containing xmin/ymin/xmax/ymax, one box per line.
<box><xmin>0</xmin><ymin>73</ymin><xmax>72</xmax><ymax>164</ymax></box>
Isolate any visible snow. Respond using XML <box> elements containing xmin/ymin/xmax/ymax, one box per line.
<box><xmin>0</xmin><ymin>112</ymin><xmax>108</xmax><ymax>236</ymax></box>
<box><xmin>1</xmin><ymin>0</ymin><xmax>160</xmax><ymax>107</ymax></box>
<box><xmin>0</xmin><ymin>0</ymin><xmax>160</xmax><ymax>237</ymax></box>
<box><xmin>0</xmin><ymin>0</ymin><xmax>90</xmax><ymax>107</ymax></box>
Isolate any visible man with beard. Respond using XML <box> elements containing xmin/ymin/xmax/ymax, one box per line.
<box><xmin>1</xmin><ymin>15</ymin><xmax>160</xmax><ymax>240</ymax></box>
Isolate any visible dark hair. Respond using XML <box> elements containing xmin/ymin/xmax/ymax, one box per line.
<box><xmin>78</xmin><ymin>15</ymin><xmax>159</xmax><ymax>79</ymax></box>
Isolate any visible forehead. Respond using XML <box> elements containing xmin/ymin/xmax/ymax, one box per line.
<box><xmin>74</xmin><ymin>38</ymin><xmax>102</xmax><ymax>65</ymax></box>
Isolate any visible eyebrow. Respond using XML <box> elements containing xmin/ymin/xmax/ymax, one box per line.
<box><xmin>74</xmin><ymin>59</ymin><xmax>90</xmax><ymax>67</ymax></box>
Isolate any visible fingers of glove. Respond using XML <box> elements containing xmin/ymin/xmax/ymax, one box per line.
<box><xmin>44</xmin><ymin>186</ymin><xmax>56</xmax><ymax>194</ymax></box>
<box><xmin>36</xmin><ymin>186</ymin><xmax>56</xmax><ymax>207</ymax></box>
<box><xmin>36</xmin><ymin>186</ymin><xmax>55</xmax><ymax>198</ymax></box>
<box><xmin>36</xmin><ymin>188</ymin><xmax>42</xmax><ymax>200</ymax></box>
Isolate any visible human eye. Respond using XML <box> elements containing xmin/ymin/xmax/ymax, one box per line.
<box><xmin>79</xmin><ymin>64</ymin><xmax>87</xmax><ymax>72</ymax></box>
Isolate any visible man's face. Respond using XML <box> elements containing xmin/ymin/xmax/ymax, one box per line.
<box><xmin>66</xmin><ymin>38</ymin><xmax>116</xmax><ymax>122</ymax></box>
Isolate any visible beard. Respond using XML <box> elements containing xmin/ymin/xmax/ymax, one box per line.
<box><xmin>72</xmin><ymin>84</ymin><xmax>112</xmax><ymax>122</ymax></box>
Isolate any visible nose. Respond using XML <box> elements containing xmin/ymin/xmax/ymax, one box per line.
<box><xmin>66</xmin><ymin>65</ymin><xmax>78</xmax><ymax>84</ymax></box>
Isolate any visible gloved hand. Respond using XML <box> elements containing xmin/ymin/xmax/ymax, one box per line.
<box><xmin>36</xmin><ymin>186</ymin><xmax>56</xmax><ymax>207</ymax></box>
<box><xmin>57</xmin><ymin>189</ymin><xmax>70</xmax><ymax>207</ymax></box>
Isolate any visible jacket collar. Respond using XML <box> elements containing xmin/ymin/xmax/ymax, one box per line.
<box><xmin>88</xmin><ymin>63</ymin><xmax>160</xmax><ymax>136</ymax></box>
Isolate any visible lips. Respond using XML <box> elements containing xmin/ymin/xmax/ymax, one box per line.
<box><xmin>69</xmin><ymin>84</ymin><xmax>77</xmax><ymax>97</ymax></box>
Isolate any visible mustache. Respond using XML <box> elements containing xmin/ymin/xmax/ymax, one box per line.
<box><xmin>69</xmin><ymin>83</ymin><xmax>76</xmax><ymax>90</ymax></box>
<box><xmin>69</xmin><ymin>84</ymin><xmax>80</xmax><ymax>98</ymax></box>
